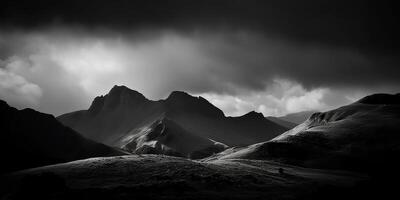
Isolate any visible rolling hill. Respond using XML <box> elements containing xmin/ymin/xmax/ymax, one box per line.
<box><xmin>2</xmin><ymin>155</ymin><xmax>366</xmax><ymax>200</ymax></box>
<box><xmin>210</xmin><ymin>93</ymin><xmax>400</xmax><ymax>172</ymax></box>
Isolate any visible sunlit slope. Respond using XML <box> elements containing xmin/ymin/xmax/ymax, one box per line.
<box><xmin>211</xmin><ymin>93</ymin><xmax>400</xmax><ymax>172</ymax></box>
<box><xmin>4</xmin><ymin>155</ymin><xmax>365</xmax><ymax>200</ymax></box>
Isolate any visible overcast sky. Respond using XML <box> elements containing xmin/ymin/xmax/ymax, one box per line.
<box><xmin>1</xmin><ymin>0</ymin><xmax>399</xmax><ymax>116</ymax></box>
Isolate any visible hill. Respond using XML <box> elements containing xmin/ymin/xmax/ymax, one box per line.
<box><xmin>0</xmin><ymin>99</ymin><xmax>127</xmax><ymax>173</ymax></box>
<box><xmin>210</xmin><ymin>93</ymin><xmax>400</xmax><ymax>173</ymax></box>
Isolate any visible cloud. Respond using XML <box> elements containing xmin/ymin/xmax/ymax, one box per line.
<box><xmin>0</xmin><ymin>64</ymin><xmax>42</xmax><ymax>108</ymax></box>
<box><xmin>197</xmin><ymin>93</ymin><xmax>256</xmax><ymax>117</ymax></box>
<box><xmin>0</xmin><ymin>28</ymin><xmax>399</xmax><ymax>116</ymax></box>
<box><xmin>2</xmin><ymin>0</ymin><xmax>399</xmax><ymax>54</ymax></box>
<box><xmin>1</xmin><ymin>51</ymin><xmax>90</xmax><ymax>115</ymax></box>
<box><xmin>196</xmin><ymin>79</ymin><xmax>351</xmax><ymax>116</ymax></box>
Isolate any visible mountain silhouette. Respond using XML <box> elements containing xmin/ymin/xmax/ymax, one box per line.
<box><xmin>212</xmin><ymin>93</ymin><xmax>400</xmax><ymax>173</ymax></box>
<box><xmin>0</xmin><ymin>99</ymin><xmax>127</xmax><ymax>173</ymax></box>
<box><xmin>58</xmin><ymin>85</ymin><xmax>287</xmax><ymax>157</ymax></box>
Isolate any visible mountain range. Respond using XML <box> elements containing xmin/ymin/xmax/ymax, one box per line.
<box><xmin>2</xmin><ymin>90</ymin><xmax>400</xmax><ymax>199</ymax></box>
<box><xmin>58</xmin><ymin>85</ymin><xmax>288</xmax><ymax>158</ymax></box>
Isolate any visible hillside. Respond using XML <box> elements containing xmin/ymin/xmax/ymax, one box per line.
<box><xmin>0</xmin><ymin>99</ymin><xmax>127</xmax><ymax>173</ymax></box>
<box><xmin>121</xmin><ymin>118</ymin><xmax>227</xmax><ymax>159</ymax></box>
<box><xmin>2</xmin><ymin>155</ymin><xmax>365</xmax><ymax>200</ymax></box>
<box><xmin>209</xmin><ymin>93</ymin><xmax>400</xmax><ymax>173</ymax></box>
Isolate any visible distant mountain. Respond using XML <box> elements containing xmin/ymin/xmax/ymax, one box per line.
<box><xmin>265</xmin><ymin>117</ymin><xmax>297</xmax><ymax>129</ymax></box>
<box><xmin>58</xmin><ymin>85</ymin><xmax>288</xmax><ymax>157</ymax></box>
<box><xmin>266</xmin><ymin>110</ymin><xmax>316</xmax><ymax>129</ymax></box>
<box><xmin>277</xmin><ymin>110</ymin><xmax>316</xmax><ymax>124</ymax></box>
<box><xmin>211</xmin><ymin>93</ymin><xmax>400</xmax><ymax>172</ymax></box>
<box><xmin>0</xmin><ymin>99</ymin><xmax>127</xmax><ymax>173</ymax></box>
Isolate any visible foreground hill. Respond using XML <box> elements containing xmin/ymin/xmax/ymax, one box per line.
<box><xmin>2</xmin><ymin>155</ymin><xmax>365</xmax><ymax>200</ymax></box>
<box><xmin>58</xmin><ymin>85</ymin><xmax>287</xmax><ymax>157</ymax></box>
<box><xmin>0</xmin><ymin>100</ymin><xmax>127</xmax><ymax>173</ymax></box>
<box><xmin>210</xmin><ymin>93</ymin><xmax>400</xmax><ymax>173</ymax></box>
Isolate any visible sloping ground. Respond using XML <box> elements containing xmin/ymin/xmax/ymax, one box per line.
<box><xmin>2</xmin><ymin>155</ymin><xmax>366</xmax><ymax>200</ymax></box>
<box><xmin>0</xmin><ymin>99</ymin><xmax>127</xmax><ymax>174</ymax></box>
<box><xmin>121</xmin><ymin>119</ymin><xmax>227</xmax><ymax>159</ymax></box>
<box><xmin>210</xmin><ymin>93</ymin><xmax>400</xmax><ymax>173</ymax></box>
<box><xmin>58</xmin><ymin>85</ymin><xmax>287</xmax><ymax>149</ymax></box>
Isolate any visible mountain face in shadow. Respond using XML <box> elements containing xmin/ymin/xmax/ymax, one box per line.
<box><xmin>0</xmin><ymin>99</ymin><xmax>127</xmax><ymax>174</ymax></box>
<box><xmin>211</xmin><ymin>93</ymin><xmax>400</xmax><ymax>173</ymax></box>
<box><xmin>58</xmin><ymin>85</ymin><xmax>287</xmax><ymax>157</ymax></box>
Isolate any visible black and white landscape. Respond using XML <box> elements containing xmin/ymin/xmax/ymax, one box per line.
<box><xmin>1</xmin><ymin>1</ymin><xmax>400</xmax><ymax>200</ymax></box>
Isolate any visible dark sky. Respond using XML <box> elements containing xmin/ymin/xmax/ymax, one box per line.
<box><xmin>2</xmin><ymin>0</ymin><xmax>398</xmax><ymax>51</ymax></box>
<box><xmin>1</xmin><ymin>0</ymin><xmax>399</xmax><ymax>116</ymax></box>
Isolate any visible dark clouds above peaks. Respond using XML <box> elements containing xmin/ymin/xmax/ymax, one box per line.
<box><xmin>1</xmin><ymin>0</ymin><xmax>399</xmax><ymax>53</ymax></box>
<box><xmin>0</xmin><ymin>0</ymin><xmax>399</xmax><ymax>116</ymax></box>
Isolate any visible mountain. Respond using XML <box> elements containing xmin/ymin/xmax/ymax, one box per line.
<box><xmin>58</xmin><ymin>85</ymin><xmax>288</xmax><ymax>157</ymax></box>
<box><xmin>265</xmin><ymin>117</ymin><xmax>297</xmax><ymax>129</ymax></box>
<box><xmin>0</xmin><ymin>99</ymin><xmax>127</xmax><ymax>173</ymax></box>
<box><xmin>277</xmin><ymin>110</ymin><xmax>316</xmax><ymax>124</ymax></box>
<box><xmin>266</xmin><ymin>110</ymin><xmax>317</xmax><ymax>129</ymax></box>
<box><xmin>122</xmin><ymin>118</ymin><xmax>227</xmax><ymax>159</ymax></box>
<box><xmin>210</xmin><ymin>93</ymin><xmax>400</xmax><ymax>172</ymax></box>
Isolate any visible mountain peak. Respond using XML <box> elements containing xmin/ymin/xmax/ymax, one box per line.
<box><xmin>165</xmin><ymin>91</ymin><xmax>225</xmax><ymax>118</ymax></box>
<box><xmin>88</xmin><ymin>85</ymin><xmax>148</xmax><ymax>113</ymax></box>
<box><xmin>240</xmin><ymin>111</ymin><xmax>265</xmax><ymax>120</ymax></box>
<box><xmin>108</xmin><ymin>85</ymin><xmax>143</xmax><ymax>96</ymax></box>
<box><xmin>166</xmin><ymin>91</ymin><xmax>192</xmax><ymax>100</ymax></box>
<box><xmin>88</xmin><ymin>96</ymin><xmax>106</xmax><ymax>114</ymax></box>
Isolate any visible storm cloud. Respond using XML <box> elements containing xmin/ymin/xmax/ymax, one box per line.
<box><xmin>0</xmin><ymin>0</ymin><xmax>399</xmax><ymax>116</ymax></box>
